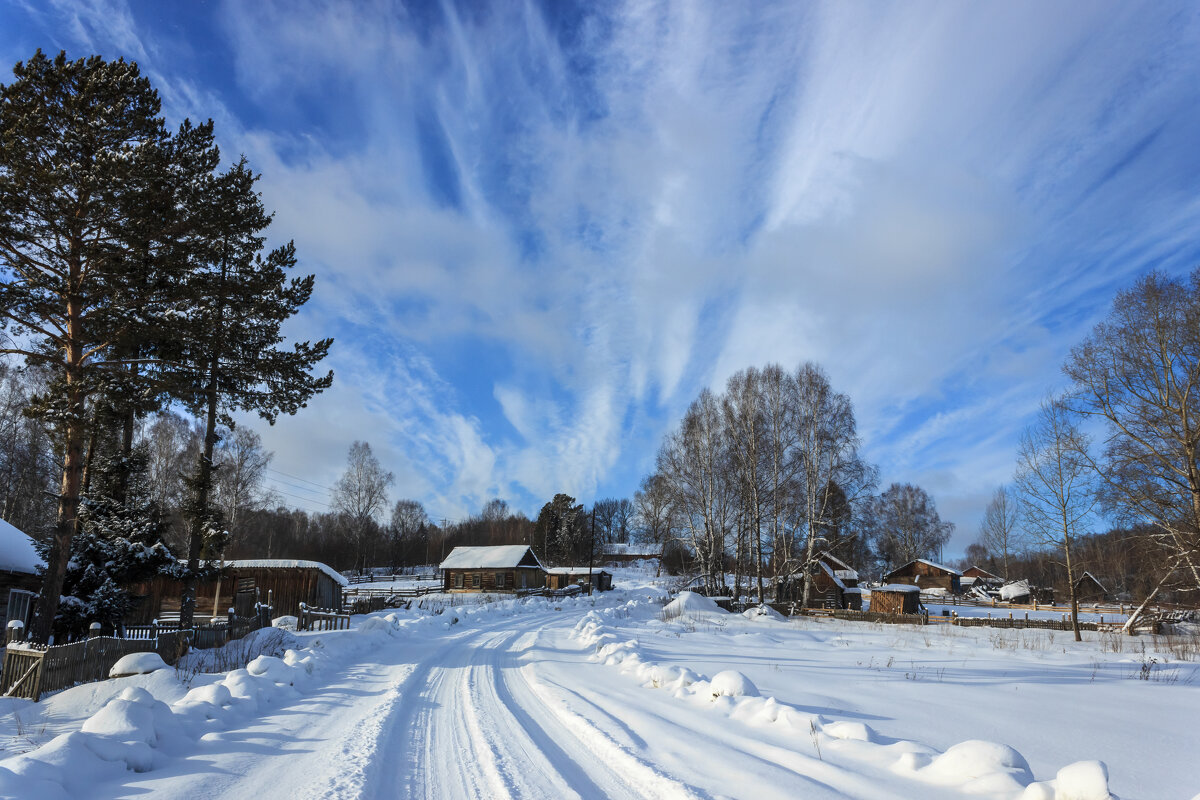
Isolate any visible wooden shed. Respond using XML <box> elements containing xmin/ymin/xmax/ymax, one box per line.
<box><xmin>0</xmin><ymin>519</ymin><xmax>42</xmax><ymax>633</ymax></box>
<box><xmin>884</xmin><ymin>559</ymin><xmax>962</xmax><ymax>594</ymax></box>
<box><xmin>440</xmin><ymin>545</ymin><xmax>546</xmax><ymax>593</ymax></box>
<box><xmin>869</xmin><ymin>584</ymin><xmax>922</xmax><ymax>615</ymax></box>
<box><xmin>546</xmin><ymin>567</ymin><xmax>613</xmax><ymax>592</ymax></box>
<box><xmin>125</xmin><ymin>559</ymin><xmax>347</xmax><ymax>623</ymax></box>
<box><xmin>806</xmin><ymin>552</ymin><xmax>861</xmax><ymax>608</ymax></box>
<box><xmin>1073</xmin><ymin>572</ymin><xmax>1107</xmax><ymax>602</ymax></box>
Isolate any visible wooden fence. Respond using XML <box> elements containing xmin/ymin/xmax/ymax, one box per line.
<box><xmin>0</xmin><ymin>604</ymin><xmax>274</xmax><ymax>702</ymax></box>
<box><xmin>799</xmin><ymin>607</ymin><xmax>929</xmax><ymax>626</ymax></box>
<box><xmin>342</xmin><ymin>585</ymin><xmax>441</xmax><ymax>602</ymax></box>
<box><xmin>346</xmin><ymin>572</ymin><xmax>439</xmax><ymax>585</ymax></box>
<box><xmin>1</xmin><ymin>630</ymin><xmax>190</xmax><ymax>702</ymax></box>
<box><xmin>517</xmin><ymin>585</ymin><xmax>584</xmax><ymax>600</ymax></box>
<box><xmin>298</xmin><ymin>604</ymin><xmax>351</xmax><ymax>631</ymax></box>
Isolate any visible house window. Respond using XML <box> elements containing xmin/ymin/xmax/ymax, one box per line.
<box><xmin>471</xmin><ymin>573</ymin><xmax>481</xmax><ymax>589</ymax></box>
<box><xmin>453</xmin><ymin>573</ymin><xmax>463</xmax><ymax>589</ymax></box>
<box><xmin>6</xmin><ymin>589</ymin><xmax>35</xmax><ymax>628</ymax></box>
<box><xmin>496</xmin><ymin>571</ymin><xmax>506</xmax><ymax>588</ymax></box>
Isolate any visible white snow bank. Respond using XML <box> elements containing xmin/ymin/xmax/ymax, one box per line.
<box><xmin>663</xmin><ymin>591</ymin><xmax>724</xmax><ymax>618</ymax></box>
<box><xmin>108</xmin><ymin>653</ymin><xmax>170</xmax><ymax>678</ymax></box>
<box><xmin>573</xmin><ymin>600</ymin><xmax>1125</xmax><ymax>800</ymax></box>
<box><xmin>741</xmin><ymin>604</ymin><xmax>785</xmax><ymax>622</ymax></box>
<box><xmin>708</xmin><ymin>671</ymin><xmax>759</xmax><ymax>698</ymax></box>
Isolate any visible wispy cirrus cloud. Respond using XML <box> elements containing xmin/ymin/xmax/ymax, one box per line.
<box><xmin>4</xmin><ymin>0</ymin><xmax>1200</xmax><ymax>543</ymax></box>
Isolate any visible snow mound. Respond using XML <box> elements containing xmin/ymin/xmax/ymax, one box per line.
<box><xmin>272</xmin><ymin>615</ymin><xmax>298</xmax><ymax>630</ymax></box>
<box><xmin>1053</xmin><ymin>761</ymin><xmax>1111</xmax><ymax>800</ymax></box>
<box><xmin>663</xmin><ymin>591</ymin><xmax>724</xmax><ymax>618</ymax></box>
<box><xmin>741</xmin><ymin>604</ymin><xmax>786</xmax><ymax>622</ymax></box>
<box><xmin>709</xmin><ymin>670</ymin><xmax>759</xmax><ymax>698</ymax></box>
<box><xmin>108</xmin><ymin>652</ymin><xmax>170</xmax><ymax>678</ymax></box>
<box><xmin>918</xmin><ymin>739</ymin><xmax>1033</xmax><ymax>794</ymax></box>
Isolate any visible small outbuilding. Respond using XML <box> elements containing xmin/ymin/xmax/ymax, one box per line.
<box><xmin>884</xmin><ymin>559</ymin><xmax>962</xmax><ymax>594</ymax></box>
<box><xmin>440</xmin><ymin>545</ymin><xmax>546</xmax><ymax>593</ymax></box>
<box><xmin>869</xmin><ymin>584</ymin><xmax>922</xmax><ymax>615</ymax></box>
<box><xmin>0</xmin><ymin>518</ymin><xmax>42</xmax><ymax>632</ymax></box>
<box><xmin>545</xmin><ymin>567</ymin><xmax>613</xmax><ymax>592</ymax></box>
<box><xmin>1073</xmin><ymin>572</ymin><xmax>1107</xmax><ymax>603</ymax></box>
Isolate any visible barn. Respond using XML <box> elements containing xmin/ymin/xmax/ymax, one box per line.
<box><xmin>125</xmin><ymin>559</ymin><xmax>347</xmax><ymax>623</ymax></box>
<box><xmin>869</xmin><ymin>584</ymin><xmax>921</xmax><ymax>614</ymax></box>
<box><xmin>440</xmin><ymin>545</ymin><xmax>546</xmax><ymax>593</ymax></box>
<box><xmin>0</xmin><ymin>519</ymin><xmax>42</xmax><ymax>633</ymax></box>
<box><xmin>545</xmin><ymin>567</ymin><xmax>613</xmax><ymax>592</ymax></box>
<box><xmin>884</xmin><ymin>559</ymin><xmax>962</xmax><ymax>594</ymax></box>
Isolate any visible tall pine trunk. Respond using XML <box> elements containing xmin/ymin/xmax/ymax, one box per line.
<box><xmin>30</xmin><ymin>290</ymin><xmax>86</xmax><ymax>643</ymax></box>
<box><xmin>180</xmin><ymin>374</ymin><xmax>219</xmax><ymax>629</ymax></box>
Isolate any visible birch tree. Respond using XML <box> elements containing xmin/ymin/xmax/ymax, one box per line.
<box><xmin>1013</xmin><ymin>397</ymin><xmax>1097</xmax><ymax>641</ymax></box>
<box><xmin>1065</xmin><ymin>270</ymin><xmax>1200</xmax><ymax>597</ymax></box>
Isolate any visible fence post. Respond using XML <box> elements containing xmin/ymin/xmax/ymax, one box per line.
<box><xmin>6</xmin><ymin>620</ymin><xmax>24</xmax><ymax>643</ymax></box>
<box><xmin>88</xmin><ymin>622</ymin><xmax>101</xmax><ymax>639</ymax></box>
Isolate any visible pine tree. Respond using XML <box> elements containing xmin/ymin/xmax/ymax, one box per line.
<box><xmin>170</xmin><ymin>157</ymin><xmax>332</xmax><ymax>628</ymax></box>
<box><xmin>0</xmin><ymin>51</ymin><xmax>215</xmax><ymax>641</ymax></box>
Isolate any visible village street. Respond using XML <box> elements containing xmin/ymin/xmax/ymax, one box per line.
<box><xmin>98</xmin><ymin>597</ymin><xmax>988</xmax><ymax>800</ymax></box>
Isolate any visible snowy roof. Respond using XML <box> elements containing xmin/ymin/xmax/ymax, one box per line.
<box><xmin>439</xmin><ymin>545</ymin><xmax>543</xmax><ymax>571</ymax></box>
<box><xmin>601</xmin><ymin>543</ymin><xmax>660</xmax><ymax>557</ymax></box>
<box><xmin>0</xmin><ymin>518</ymin><xmax>42</xmax><ymax>575</ymax></box>
<box><xmin>887</xmin><ymin>558</ymin><xmax>962</xmax><ymax>577</ymax></box>
<box><xmin>842</xmin><ymin>587</ymin><xmax>863</xmax><ymax>594</ymax></box>
<box><xmin>963</xmin><ymin>564</ymin><xmax>1002</xmax><ymax>580</ymax></box>
<box><xmin>999</xmin><ymin>580</ymin><xmax>1030</xmax><ymax>600</ymax></box>
<box><xmin>1076</xmin><ymin>571</ymin><xmax>1107</xmax><ymax>592</ymax></box>
<box><xmin>818</xmin><ymin>560</ymin><xmax>847</xmax><ymax>590</ymax></box>
<box><xmin>876</xmin><ymin>584</ymin><xmax>921</xmax><ymax>593</ymax></box>
<box><xmin>226</xmin><ymin>559</ymin><xmax>348</xmax><ymax>587</ymax></box>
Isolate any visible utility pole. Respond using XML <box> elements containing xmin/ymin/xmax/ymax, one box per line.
<box><xmin>588</xmin><ymin>507</ymin><xmax>596</xmax><ymax>596</ymax></box>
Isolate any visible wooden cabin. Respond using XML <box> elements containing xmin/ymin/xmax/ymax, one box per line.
<box><xmin>125</xmin><ymin>559</ymin><xmax>347</xmax><ymax>623</ymax></box>
<box><xmin>545</xmin><ymin>567</ymin><xmax>613</xmax><ymax>592</ymax></box>
<box><xmin>440</xmin><ymin>545</ymin><xmax>546</xmax><ymax>593</ymax></box>
<box><xmin>884</xmin><ymin>559</ymin><xmax>961</xmax><ymax>594</ymax></box>
<box><xmin>0</xmin><ymin>519</ymin><xmax>42</xmax><ymax>633</ymax></box>
<box><xmin>1073</xmin><ymin>572</ymin><xmax>1107</xmax><ymax>603</ymax></box>
<box><xmin>869</xmin><ymin>584</ymin><xmax>921</xmax><ymax>614</ymax></box>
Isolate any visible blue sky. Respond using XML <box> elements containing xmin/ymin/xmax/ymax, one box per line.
<box><xmin>4</xmin><ymin>1</ymin><xmax>1200</xmax><ymax>555</ymax></box>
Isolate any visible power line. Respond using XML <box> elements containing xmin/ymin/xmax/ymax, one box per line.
<box><xmin>265</xmin><ymin>466</ymin><xmax>331</xmax><ymax>491</ymax></box>
<box><xmin>266</xmin><ymin>474</ymin><xmax>329</xmax><ymax>497</ymax></box>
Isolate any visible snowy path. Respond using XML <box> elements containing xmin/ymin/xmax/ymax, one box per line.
<box><xmin>111</xmin><ymin>602</ymin><xmax>1034</xmax><ymax>800</ymax></box>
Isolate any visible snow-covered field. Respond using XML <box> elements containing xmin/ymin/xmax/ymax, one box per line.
<box><xmin>0</xmin><ymin>569</ymin><xmax>1195</xmax><ymax>799</ymax></box>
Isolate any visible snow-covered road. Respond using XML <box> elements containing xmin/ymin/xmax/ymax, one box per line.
<box><xmin>4</xmin><ymin>589</ymin><xmax>1191</xmax><ymax>799</ymax></box>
